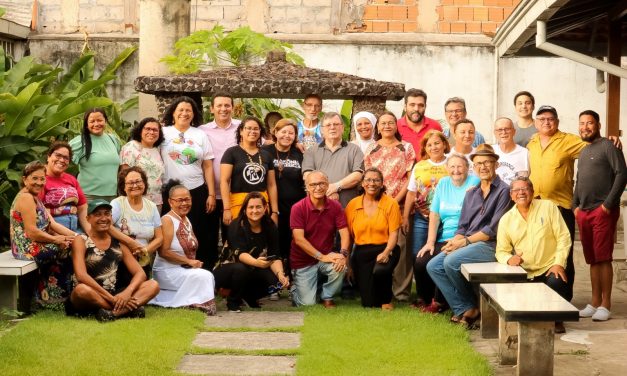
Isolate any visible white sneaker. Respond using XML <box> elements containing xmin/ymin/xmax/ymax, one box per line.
<box><xmin>269</xmin><ymin>292</ymin><xmax>279</xmax><ymax>301</ymax></box>
<box><xmin>579</xmin><ymin>304</ymin><xmax>597</xmax><ymax>318</ymax></box>
<box><xmin>592</xmin><ymin>306</ymin><xmax>611</xmax><ymax>321</ymax></box>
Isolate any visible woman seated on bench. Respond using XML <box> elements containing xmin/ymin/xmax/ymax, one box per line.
<box><xmin>213</xmin><ymin>192</ymin><xmax>289</xmax><ymax>312</ymax></box>
<box><xmin>68</xmin><ymin>199</ymin><xmax>159</xmax><ymax>322</ymax></box>
<box><xmin>10</xmin><ymin>161</ymin><xmax>78</xmax><ymax>309</ymax></box>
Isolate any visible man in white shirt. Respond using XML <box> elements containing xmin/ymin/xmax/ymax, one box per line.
<box><xmin>492</xmin><ymin>117</ymin><xmax>529</xmax><ymax>185</ymax></box>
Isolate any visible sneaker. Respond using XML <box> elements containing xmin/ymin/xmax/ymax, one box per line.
<box><xmin>96</xmin><ymin>308</ymin><xmax>115</xmax><ymax>323</ymax></box>
<box><xmin>269</xmin><ymin>292</ymin><xmax>279</xmax><ymax>301</ymax></box>
<box><xmin>579</xmin><ymin>304</ymin><xmax>597</xmax><ymax>318</ymax></box>
<box><xmin>127</xmin><ymin>306</ymin><xmax>146</xmax><ymax>319</ymax></box>
<box><xmin>592</xmin><ymin>306</ymin><xmax>611</xmax><ymax>321</ymax></box>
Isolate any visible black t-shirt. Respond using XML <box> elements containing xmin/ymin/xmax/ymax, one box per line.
<box><xmin>228</xmin><ymin>219</ymin><xmax>280</xmax><ymax>260</ymax></box>
<box><xmin>221</xmin><ymin>145</ymin><xmax>274</xmax><ymax>193</ymax></box>
<box><xmin>262</xmin><ymin>144</ymin><xmax>306</xmax><ymax>214</ymax></box>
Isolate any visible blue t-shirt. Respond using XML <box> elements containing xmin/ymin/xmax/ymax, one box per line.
<box><xmin>429</xmin><ymin>175</ymin><xmax>480</xmax><ymax>241</ymax></box>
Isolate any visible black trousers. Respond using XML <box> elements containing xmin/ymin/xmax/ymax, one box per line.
<box><xmin>558</xmin><ymin>206</ymin><xmax>576</xmax><ymax>301</ymax></box>
<box><xmin>207</xmin><ymin>199</ymin><xmax>229</xmax><ymax>266</ymax></box>
<box><xmin>530</xmin><ymin>273</ymin><xmax>570</xmax><ymax>301</ymax></box>
<box><xmin>277</xmin><ymin>212</ymin><xmax>293</xmax><ymax>278</ymax></box>
<box><xmin>163</xmin><ymin>184</ymin><xmax>217</xmax><ymax>271</ymax></box>
<box><xmin>213</xmin><ymin>263</ymin><xmax>278</xmax><ymax>309</ymax></box>
<box><xmin>352</xmin><ymin>244</ymin><xmax>400</xmax><ymax>307</ymax></box>
<box><xmin>413</xmin><ymin>242</ymin><xmax>446</xmax><ymax>305</ymax></box>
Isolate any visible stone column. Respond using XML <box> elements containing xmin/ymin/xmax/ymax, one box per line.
<box><xmin>138</xmin><ymin>0</ymin><xmax>191</xmax><ymax>118</ymax></box>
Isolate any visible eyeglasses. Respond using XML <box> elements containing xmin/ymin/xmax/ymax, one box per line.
<box><xmin>243</xmin><ymin>127</ymin><xmax>260</xmax><ymax>132</ymax></box>
<box><xmin>125</xmin><ymin>180</ymin><xmax>144</xmax><ymax>186</ymax></box>
<box><xmin>495</xmin><ymin>128</ymin><xmax>513</xmax><ymax>133</ymax></box>
<box><xmin>322</xmin><ymin>122</ymin><xmax>343</xmax><ymax>128</ymax></box>
<box><xmin>364</xmin><ymin>178</ymin><xmax>382</xmax><ymax>184</ymax></box>
<box><xmin>170</xmin><ymin>197</ymin><xmax>191</xmax><ymax>204</ymax></box>
<box><xmin>445</xmin><ymin>109</ymin><xmax>465</xmax><ymax>115</ymax></box>
<box><xmin>536</xmin><ymin>117</ymin><xmax>556</xmax><ymax>123</ymax></box>
<box><xmin>378</xmin><ymin>121</ymin><xmax>396</xmax><ymax>127</ymax></box>
<box><xmin>474</xmin><ymin>160</ymin><xmax>495</xmax><ymax>167</ymax></box>
<box><xmin>52</xmin><ymin>152</ymin><xmax>70</xmax><ymax>161</ymax></box>
<box><xmin>143</xmin><ymin>127</ymin><xmax>160</xmax><ymax>133</ymax></box>
<box><xmin>510</xmin><ymin>187</ymin><xmax>531</xmax><ymax>193</ymax></box>
<box><xmin>307</xmin><ymin>182</ymin><xmax>328</xmax><ymax>189</ymax></box>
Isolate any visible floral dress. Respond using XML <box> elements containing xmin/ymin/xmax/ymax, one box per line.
<box><xmin>10</xmin><ymin>193</ymin><xmax>73</xmax><ymax>309</ymax></box>
<box><xmin>72</xmin><ymin>236</ymin><xmax>123</xmax><ymax>294</ymax></box>
<box><xmin>364</xmin><ymin>141</ymin><xmax>416</xmax><ymax>200</ymax></box>
<box><xmin>120</xmin><ymin>140</ymin><xmax>165</xmax><ymax>205</ymax></box>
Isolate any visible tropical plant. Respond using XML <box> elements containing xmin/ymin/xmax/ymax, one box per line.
<box><xmin>0</xmin><ymin>46</ymin><xmax>138</xmax><ymax>240</ymax></box>
<box><xmin>161</xmin><ymin>25</ymin><xmax>305</xmax><ymax>122</ymax></box>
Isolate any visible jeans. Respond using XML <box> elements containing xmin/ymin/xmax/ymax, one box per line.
<box><xmin>292</xmin><ymin>261</ymin><xmax>345</xmax><ymax>306</ymax></box>
<box><xmin>410</xmin><ymin>214</ymin><xmax>429</xmax><ymax>258</ymax></box>
<box><xmin>53</xmin><ymin>214</ymin><xmax>81</xmax><ymax>233</ymax></box>
<box><xmin>426</xmin><ymin>241</ymin><xmax>495</xmax><ymax>316</ymax></box>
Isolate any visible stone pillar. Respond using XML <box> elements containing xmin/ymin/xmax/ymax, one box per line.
<box><xmin>138</xmin><ymin>0</ymin><xmax>191</xmax><ymax>119</ymax></box>
<box><xmin>155</xmin><ymin>92</ymin><xmax>202</xmax><ymax>122</ymax></box>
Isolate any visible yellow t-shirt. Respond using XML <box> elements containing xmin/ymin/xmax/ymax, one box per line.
<box><xmin>527</xmin><ymin>131</ymin><xmax>587</xmax><ymax>208</ymax></box>
<box><xmin>345</xmin><ymin>194</ymin><xmax>401</xmax><ymax>245</ymax></box>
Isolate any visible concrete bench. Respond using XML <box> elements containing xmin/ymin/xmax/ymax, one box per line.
<box><xmin>461</xmin><ymin>262</ymin><xmax>527</xmax><ymax>338</ymax></box>
<box><xmin>0</xmin><ymin>251</ymin><xmax>38</xmax><ymax>312</ymax></box>
<box><xmin>481</xmin><ymin>283</ymin><xmax>579</xmax><ymax>376</ymax></box>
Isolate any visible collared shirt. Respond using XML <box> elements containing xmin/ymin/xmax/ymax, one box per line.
<box><xmin>290</xmin><ymin>196</ymin><xmax>348</xmax><ymax>269</ymax></box>
<box><xmin>527</xmin><ymin>130</ymin><xmax>587</xmax><ymax>209</ymax></box>
<box><xmin>573</xmin><ymin>137</ymin><xmax>627</xmax><ymax>210</ymax></box>
<box><xmin>345</xmin><ymin>194</ymin><xmax>401</xmax><ymax>245</ymax></box>
<box><xmin>199</xmin><ymin>119</ymin><xmax>241</xmax><ymax>199</ymax></box>
<box><xmin>496</xmin><ymin>199</ymin><xmax>571</xmax><ymax>278</ymax></box>
<box><xmin>456</xmin><ymin>175</ymin><xmax>512</xmax><ymax>246</ymax></box>
<box><xmin>397</xmin><ymin>116</ymin><xmax>442</xmax><ymax>159</ymax></box>
<box><xmin>302</xmin><ymin>140</ymin><xmax>364</xmax><ymax>207</ymax></box>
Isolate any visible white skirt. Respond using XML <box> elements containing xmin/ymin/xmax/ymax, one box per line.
<box><xmin>150</xmin><ymin>265</ymin><xmax>215</xmax><ymax>307</ymax></box>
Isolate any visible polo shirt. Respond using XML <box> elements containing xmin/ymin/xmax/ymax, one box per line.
<box><xmin>199</xmin><ymin>119</ymin><xmax>241</xmax><ymax>199</ymax></box>
<box><xmin>456</xmin><ymin>175</ymin><xmax>512</xmax><ymax>246</ymax></box>
<box><xmin>289</xmin><ymin>196</ymin><xmax>347</xmax><ymax>269</ymax></box>
<box><xmin>397</xmin><ymin>116</ymin><xmax>442</xmax><ymax>159</ymax></box>
<box><xmin>496</xmin><ymin>199</ymin><xmax>571</xmax><ymax>278</ymax></box>
<box><xmin>345</xmin><ymin>194</ymin><xmax>401</xmax><ymax>245</ymax></box>
<box><xmin>302</xmin><ymin>140</ymin><xmax>364</xmax><ymax>207</ymax></box>
<box><xmin>527</xmin><ymin>131</ymin><xmax>587</xmax><ymax>209</ymax></box>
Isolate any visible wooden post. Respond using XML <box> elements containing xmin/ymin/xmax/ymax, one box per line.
<box><xmin>605</xmin><ymin>16</ymin><xmax>621</xmax><ymax>137</ymax></box>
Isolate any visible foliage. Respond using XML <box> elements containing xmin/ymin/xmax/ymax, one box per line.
<box><xmin>340</xmin><ymin>99</ymin><xmax>354</xmax><ymax>141</ymax></box>
<box><xmin>161</xmin><ymin>25</ymin><xmax>304</xmax><ymax>74</ymax></box>
<box><xmin>162</xmin><ymin>25</ymin><xmax>305</xmax><ymax>122</ymax></box>
<box><xmin>0</xmin><ymin>46</ymin><xmax>138</xmax><ymax>228</ymax></box>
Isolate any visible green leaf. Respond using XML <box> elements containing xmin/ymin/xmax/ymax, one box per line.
<box><xmin>5</xmin><ymin>56</ymin><xmax>34</xmax><ymax>86</ymax></box>
<box><xmin>29</xmin><ymin>97</ymin><xmax>113</xmax><ymax>139</ymax></box>
<box><xmin>2</xmin><ymin>81</ymin><xmax>44</xmax><ymax>136</ymax></box>
<box><xmin>54</xmin><ymin>53</ymin><xmax>95</xmax><ymax>95</ymax></box>
<box><xmin>100</xmin><ymin>46</ymin><xmax>138</xmax><ymax>78</ymax></box>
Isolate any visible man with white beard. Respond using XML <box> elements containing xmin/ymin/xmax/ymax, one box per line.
<box><xmin>297</xmin><ymin>93</ymin><xmax>324</xmax><ymax>151</ymax></box>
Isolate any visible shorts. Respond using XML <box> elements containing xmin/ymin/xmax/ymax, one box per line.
<box><xmin>576</xmin><ymin>205</ymin><xmax>620</xmax><ymax>264</ymax></box>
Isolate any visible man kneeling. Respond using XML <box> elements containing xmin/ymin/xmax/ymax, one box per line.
<box><xmin>67</xmin><ymin>199</ymin><xmax>160</xmax><ymax>322</ymax></box>
<box><xmin>496</xmin><ymin>177</ymin><xmax>571</xmax><ymax>332</ymax></box>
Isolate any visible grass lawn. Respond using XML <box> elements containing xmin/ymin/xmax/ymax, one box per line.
<box><xmin>298</xmin><ymin>300</ymin><xmax>491</xmax><ymax>376</ymax></box>
<box><xmin>0</xmin><ymin>301</ymin><xmax>491</xmax><ymax>375</ymax></box>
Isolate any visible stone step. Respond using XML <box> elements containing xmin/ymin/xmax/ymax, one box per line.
<box><xmin>205</xmin><ymin>311</ymin><xmax>304</xmax><ymax>328</ymax></box>
<box><xmin>178</xmin><ymin>354</ymin><xmax>296</xmax><ymax>375</ymax></box>
<box><xmin>193</xmin><ymin>331</ymin><xmax>300</xmax><ymax>350</ymax></box>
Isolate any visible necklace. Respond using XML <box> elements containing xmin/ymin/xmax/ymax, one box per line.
<box><xmin>241</xmin><ymin>145</ymin><xmax>262</xmax><ymax>165</ymax></box>
<box><xmin>170</xmin><ymin>211</ymin><xmax>191</xmax><ymax>233</ymax></box>
<box><xmin>275</xmin><ymin>147</ymin><xmax>290</xmax><ymax>178</ymax></box>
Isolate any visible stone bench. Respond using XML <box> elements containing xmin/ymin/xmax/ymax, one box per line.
<box><xmin>461</xmin><ymin>262</ymin><xmax>527</xmax><ymax>338</ymax></box>
<box><xmin>0</xmin><ymin>251</ymin><xmax>38</xmax><ymax>312</ymax></box>
<box><xmin>480</xmin><ymin>283</ymin><xmax>579</xmax><ymax>376</ymax></box>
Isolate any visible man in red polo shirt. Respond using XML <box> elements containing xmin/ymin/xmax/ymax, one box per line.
<box><xmin>397</xmin><ymin>88</ymin><xmax>442</xmax><ymax>160</ymax></box>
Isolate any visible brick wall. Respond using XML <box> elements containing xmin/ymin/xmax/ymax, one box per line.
<box><xmin>361</xmin><ymin>0</ymin><xmax>521</xmax><ymax>34</ymax></box>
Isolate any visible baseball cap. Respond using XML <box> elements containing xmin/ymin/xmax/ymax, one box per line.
<box><xmin>87</xmin><ymin>199</ymin><xmax>112</xmax><ymax>214</ymax></box>
<box><xmin>536</xmin><ymin>105</ymin><xmax>558</xmax><ymax>118</ymax></box>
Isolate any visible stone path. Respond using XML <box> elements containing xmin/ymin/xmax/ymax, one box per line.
<box><xmin>178</xmin><ymin>310</ymin><xmax>304</xmax><ymax>375</ymax></box>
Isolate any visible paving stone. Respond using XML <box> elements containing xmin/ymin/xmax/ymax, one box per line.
<box><xmin>178</xmin><ymin>354</ymin><xmax>296</xmax><ymax>375</ymax></box>
<box><xmin>193</xmin><ymin>331</ymin><xmax>300</xmax><ymax>350</ymax></box>
<box><xmin>204</xmin><ymin>311</ymin><xmax>304</xmax><ymax>328</ymax></box>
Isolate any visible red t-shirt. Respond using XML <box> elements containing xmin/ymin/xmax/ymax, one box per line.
<box><xmin>397</xmin><ymin>116</ymin><xmax>442</xmax><ymax>159</ymax></box>
<box><xmin>40</xmin><ymin>173</ymin><xmax>87</xmax><ymax>215</ymax></box>
<box><xmin>289</xmin><ymin>197</ymin><xmax>347</xmax><ymax>269</ymax></box>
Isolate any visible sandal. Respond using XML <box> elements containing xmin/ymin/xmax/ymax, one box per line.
<box><xmin>449</xmin><ymin>315</ymin><xmax>463</xmax><ymax>323</ymax></box>
<box><xmin>459</xmin><ymin>313</ymin><xmax>481</xmax><ymax>330</ymax></box>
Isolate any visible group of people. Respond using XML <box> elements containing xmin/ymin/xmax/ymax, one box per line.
<box><xmin>9</xmin><ymin>89</ymin><xmax>626</xmax><ymax>331</ymax></box>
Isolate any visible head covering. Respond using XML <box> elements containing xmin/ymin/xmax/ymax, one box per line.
<box><xmin>536</xmin><ymin>105</ymin><xmax>558</xmax><ymax>118</ymax></box>
<box><xmin>470</xmin><ymin>143</ymin><xmax>500</xmax><ymax>161</ymax></box>
<box><xmin>352</xmin><ymin>111</ymin><xmax>377</xmax><ymax>153</ymax></box>
<box><xmin>87</xmin><ymin>199</ymin><xmax>112</xmax><ymax>214</ymax></box>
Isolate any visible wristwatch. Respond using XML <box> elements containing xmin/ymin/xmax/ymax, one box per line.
<box><xmin>336</xmin><ymin>182</ymin><xmax>343</xmax><ymax>193</ymax></box>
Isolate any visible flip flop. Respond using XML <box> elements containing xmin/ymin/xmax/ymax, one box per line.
<box><xmin>449</xmin><ymin>315</ymin><xmax>463</xmax><ymax>323</ymax></box>
<box><xmin>459</xmin><ymin>313</ymin><xmax>481</xmax><ymax>330</ymax></box>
